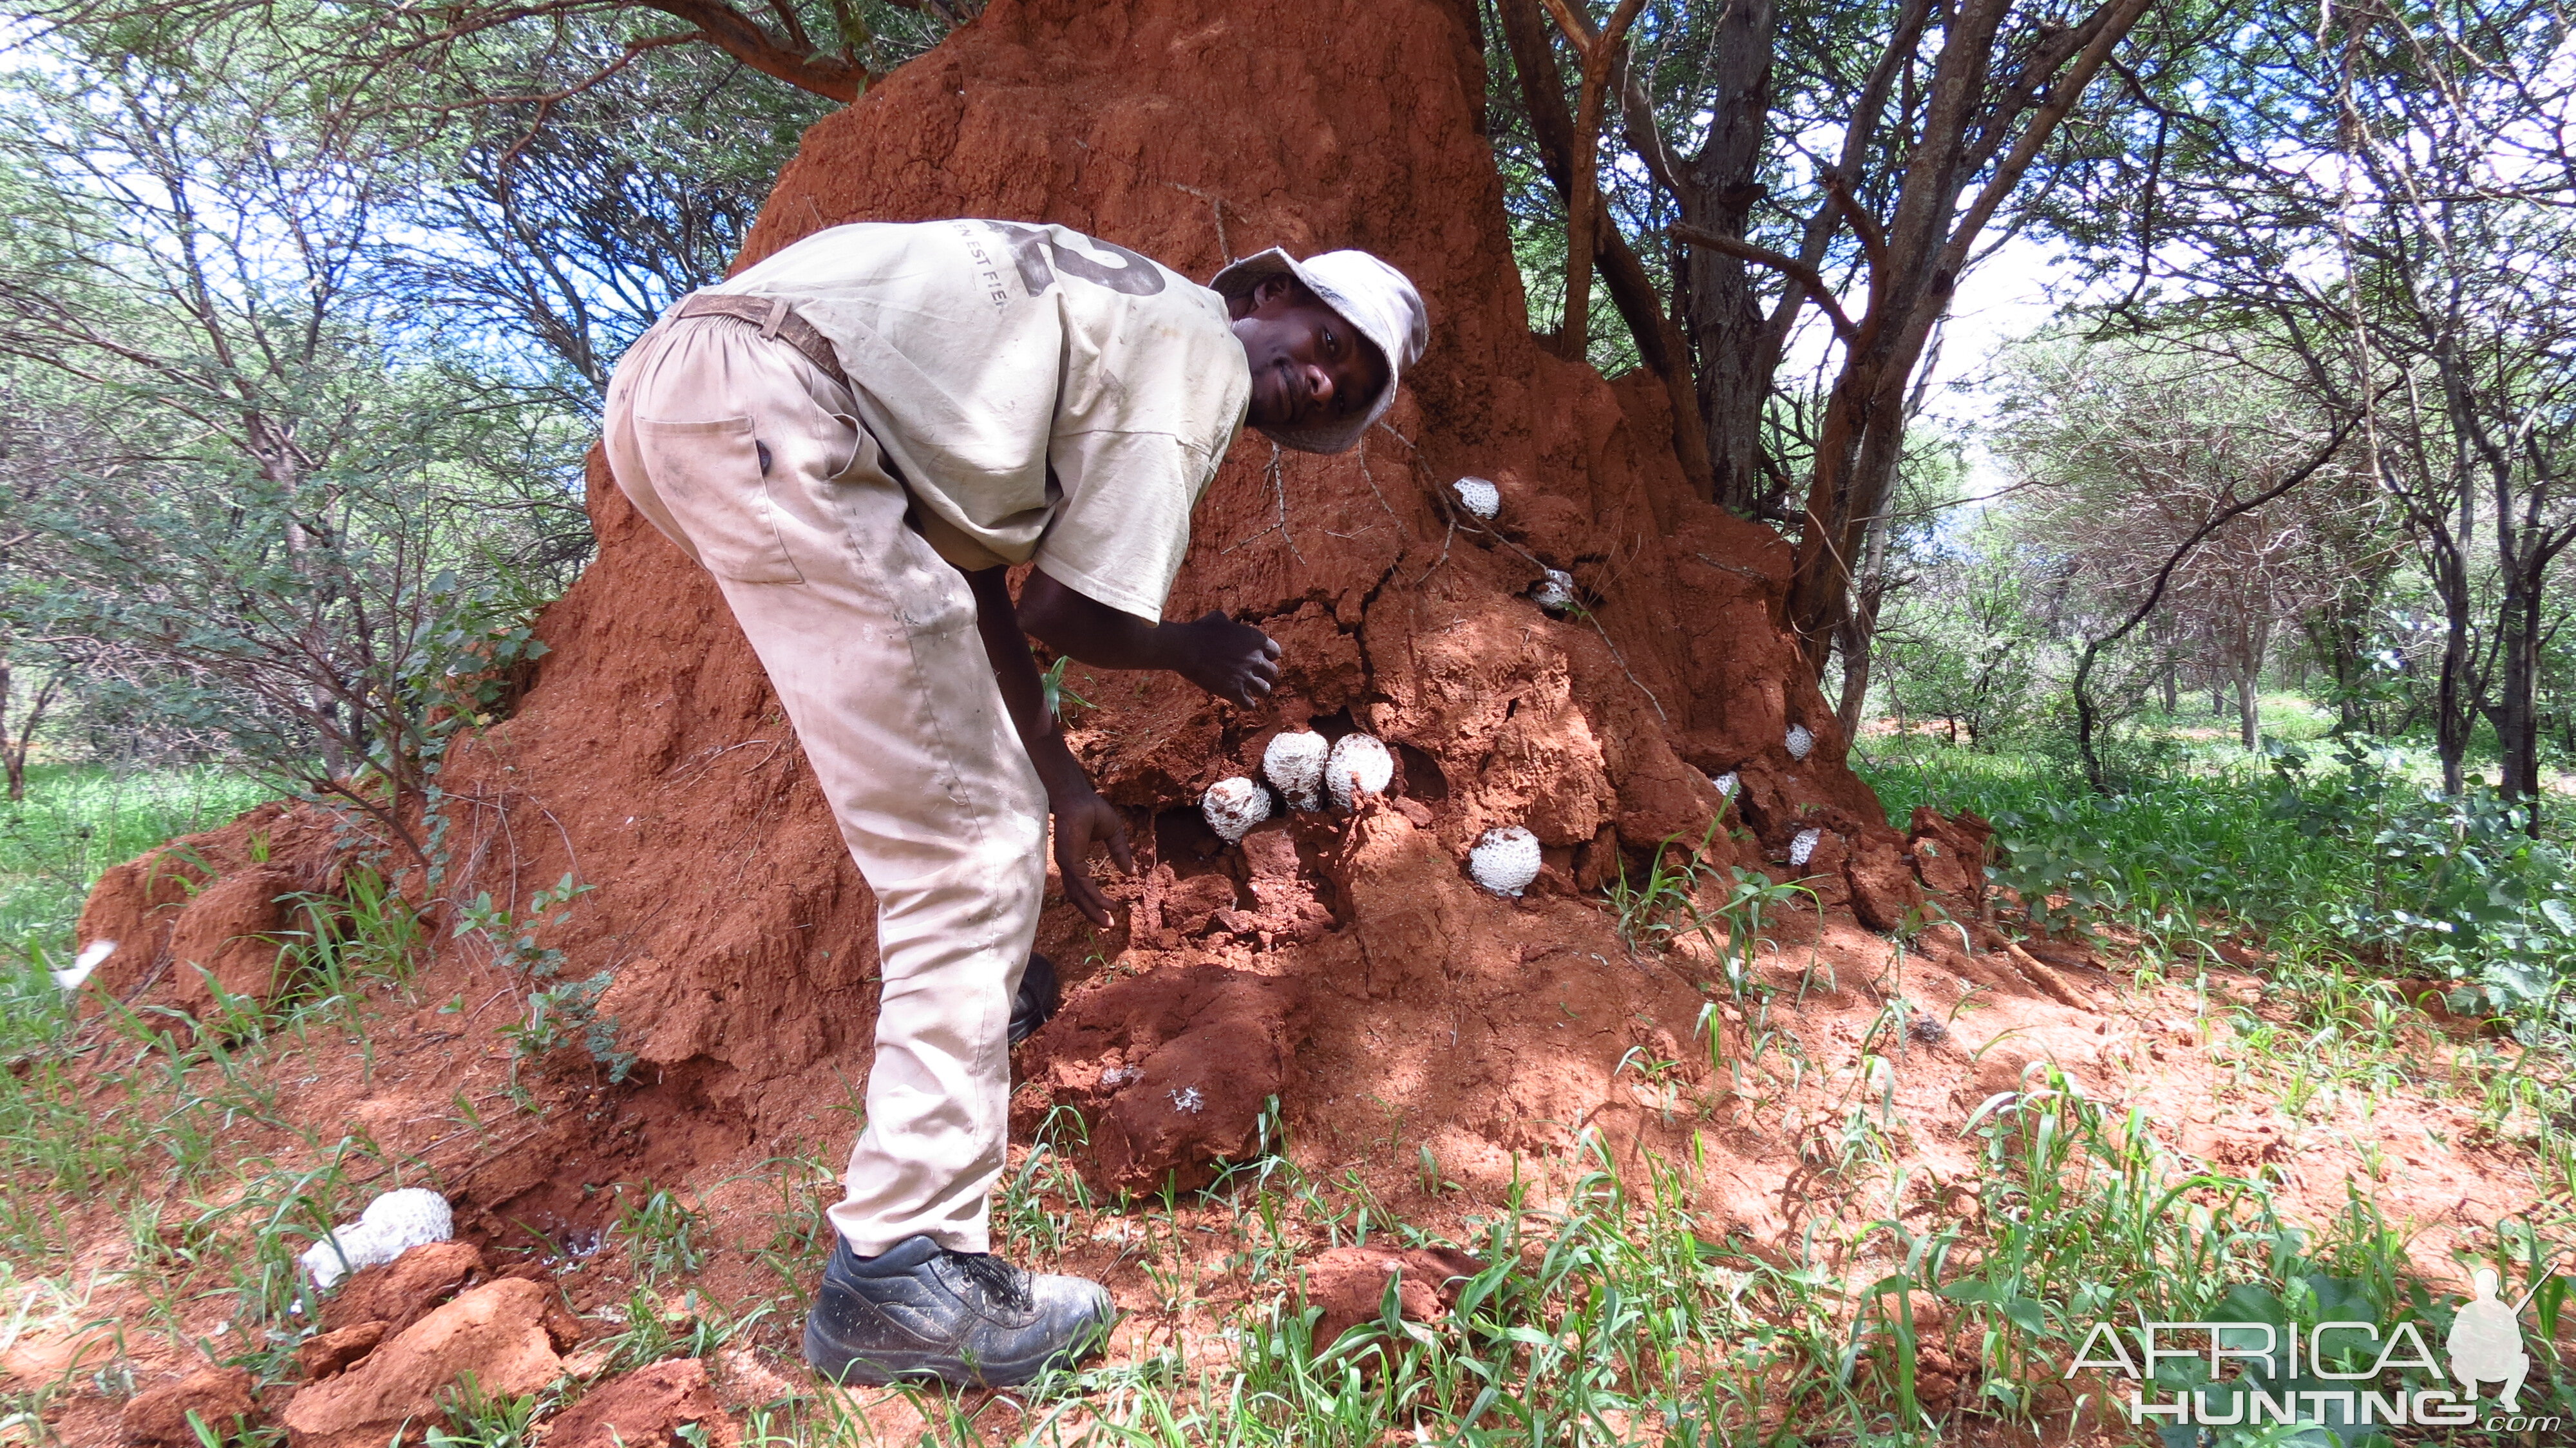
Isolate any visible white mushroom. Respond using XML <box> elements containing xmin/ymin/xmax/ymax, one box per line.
<box><xmin>299</xmin><ymin>1188</ymin><xmax>454</xmax><ymax>1290</ymax></box>
<box><xmin>1262</xmin><ymin>730</ymin><xmax>1329</xmax><ymax>811</ymax></box>
<box><xmin>1530</xmin><ymin>569</ymin><xmax>1577</xmax><ymax>613</ymax></box>
<box><xmin>1787</xmin><ymin>827</ymin><xmax>1824</xmax><ymax>868</ymax></box>
<box><xmin>1468</xmin><ymin>826</ymin><xmax>1542</xmax><ymax>897</ymax></box>
<box><xmin>1201</xmin><ymin>776</ymin><xmax>1271</xmax><ymax>843</ymax></box>
<box><xmin>1709</xmin><ymin>771</ymin><xmax>1738</xmax><ymax>800</ymax></box>
<box><xmin>1325</xmin><ymin>733</ymin><xmax>1395</xmax><ymax>809</ymax></box>
<box><xmin>1452</xmin><ymin>476</ymin><xmax>1501</xmax><ymax>519</ymax></box>
<box><xmin>1785</xmin><ymin>723</ymin><xmax>1815</xmax><ymax>761</ymax></box>
<box><xmin>53</xmin><ymin>939</ymin><xmax>113</xmax><ymax>991</ymax></box>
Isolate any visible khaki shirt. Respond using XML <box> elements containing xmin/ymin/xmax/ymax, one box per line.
<box><xmin>714</xmin><ymin>220</ymin><xmax>1251</xmax><ymax>622</ymax></box>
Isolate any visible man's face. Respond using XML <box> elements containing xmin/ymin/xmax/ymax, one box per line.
<box><xmin>1230</xmin><ymin>275</ymin><xmax>1390</xmax><ymax>433</ymax></box>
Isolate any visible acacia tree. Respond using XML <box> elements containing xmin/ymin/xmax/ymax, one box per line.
<box><xmin>0</xmin><ymin>39</ymin><xmax>586</xmax><ymax>847</ymax></box>
<box><xmin>1997</xmin><ymin>339</ymin><xmax>2357</xmax><ymax>781</ymax></box>
<box><xmin>1490</xmin><ymin>0</ymin><xmax>2193</xmax><ymax>729</ymax></box>
<box><xmin>2055</xmin><ymin>0</ymin><xmax>2576</xmax><ymax>813</ymax></box>
<box><xmin>379</xmin><ymin>31</ymin><xmax>831</xmax><ymax>401</ymax></box>
<box><xmin>27</xmin><ymin>0</ymin><xmax>958</xmax><ymax>111</ymax></box>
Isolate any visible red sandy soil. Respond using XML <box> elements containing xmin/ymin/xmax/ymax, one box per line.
<box><xmin>23</xmin><ymin>0</ymin><xmax>2564</xmax><ymax>1442</ymax></box>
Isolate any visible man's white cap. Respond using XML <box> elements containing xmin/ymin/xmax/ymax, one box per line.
<box><xmin>1211</xmin><ymin>246</ymin><xmax>1428</xmax><ymax>454</ymax></box>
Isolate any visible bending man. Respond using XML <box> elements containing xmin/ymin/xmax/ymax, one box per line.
<box><xmin>602</xmin><ymin>219</ymin><xmax>1426</xmax><ymax>1387</ymax></box>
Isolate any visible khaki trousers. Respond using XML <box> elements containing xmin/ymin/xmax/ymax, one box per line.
<box><xmin>602</xmin><ymin>314</ymin><xmax>1045</xmax><ymax>1257</ymax></box>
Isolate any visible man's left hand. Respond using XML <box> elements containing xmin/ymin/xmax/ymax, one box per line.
<box><xmin>1050</xmin><ymin>786</ymin><xmax>1133</xmax><ymax>928</ymax></box>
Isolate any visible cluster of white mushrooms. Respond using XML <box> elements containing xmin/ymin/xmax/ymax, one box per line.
<box><xmin>1191</xmin><ymin>477</ymin><xmax>1833</xmax><ymax>894</ymax></box>
<box><xmin>1199</xmin><ymin>729</ymin><xmax>1400</xmax><ymax>843</ymax></box>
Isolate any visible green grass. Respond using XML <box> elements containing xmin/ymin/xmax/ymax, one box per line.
<box><xmin>0</xmin><ymin>761</ymin><xmax>270</xmax><ymax>971</ymax></box>
<box><xmin>1855</xmin><ymin>730</ymin><xmax>2576</xmax><ymax>1001</ymax></box>
<box><xmin>6</xmin><ymin>739</ymin><xmax>2573</xmax><ymax>1445</ymax></box>
<box><xmin>714</xmin><ymin>1081</ymin><xmax>2571</xmax><ymax>1447</ymax></box>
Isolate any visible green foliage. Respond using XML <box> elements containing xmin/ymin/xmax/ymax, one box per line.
<box><xmin>592</xmin><ymin>1284</ymin><xmax>765</xmax><ymax>1375</ymax></box>
<box><xmin>1875</xmin><ymin>529</ymin><xmax>2053</xmax><ymax>751</ymax></box>
<box><xmin>427</xmin><ymin>1371</ymin><xmax>548</xmax><ymax>1448</ymax></box>
<box><xmin>613</xmin><ymin>1184</ymin><xmax>706</xmax><ymax>1280</ymax></box>
<box><xmin>1607</xmin><ymin>821</ymin><xmax>1824</xmax><ymax>996</ymax></box>
<box><xmin>456</xmin><ymin>873</ymin><xmax>592</xmax><ymax>980</ymax></box>
<box><xmin>2262</xmin><ymin>739</ymin><xmax>2576</xmax><ymax>1023</ymax></box>
<box><xmin>1039</xmin><ymin>654</ymin><xmax>1092</xmax><ymax>723</ymax></box>
<box><xmin>1864</xmin><ymin>734</ymin><xmax>2576</xmax><ymax>1037</ymax></box>
<box><xmin>0</xmin><ymin>764</ymin><xmax>268</xmax><ymax>978</ymax></box>
<box><xmin>278</xmin><ymin>866</ymin><xmax>428</xmax><ymax>1018</ymax></box>
<box><xmin>1604</xmin><ymin>824</ymin><xmax>1728</xmax><ymax>957</ymax></box>
<box><xmin>495</xmin><ymin>970</ymin><xmax>632</xmax><ymax>1085</ymax></box>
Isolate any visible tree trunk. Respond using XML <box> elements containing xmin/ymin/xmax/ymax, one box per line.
<box><xmin>1834</xmin><ymin>493</ymin><xmax>1896</xmax><ymax>742</ymax></box>
<box><xmin>2161</xmin><ymin>653</ymin><xmax>2177</xmax><ymax>714</ymax></box>
<box><xmin>1672</xmin><ymin>0</ymin><xmax>1778</xmax><ymax>515</ymax></box>
<box><xmin>2235</xmin><ymin>667</ymin><xmax>2259</xmax><ymax>750</ymax></box>
<box><xmin>2494</xmin><ymin>571</ymin><xmax>2545</xmax><ymax>833</ymax></box>
<box><xmin>1</xmin><ymin>663</ymin><xmax>59</xmax><ymax>805</ymax></box>
<box><xmin>2434</xmin><ymin>571</ymin><xmax>2472</xmax><ymax>798</ymax></box>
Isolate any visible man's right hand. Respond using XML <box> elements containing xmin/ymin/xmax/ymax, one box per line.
<box><xmin>1172</xmin><ymin>611</ymin><xmax>1281</xmax><ymax>706</ymax></box>
<box><xmin>1017</xmin><ymin>571</ymin><xmax>1283</xmax><ymax>705</ymax></box>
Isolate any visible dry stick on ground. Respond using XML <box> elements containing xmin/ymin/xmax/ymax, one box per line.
<box><xmin>2070</xmin><ymin>415</ymin><xmax>2354</xmax><ymax>793</ymax></box>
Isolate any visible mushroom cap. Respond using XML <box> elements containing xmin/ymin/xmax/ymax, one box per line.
<box><xmin>1468</xmin><ymin>825</ymin><xmax>1542</xmax><ymax>895</ymax></box>
<box><xmin>1325</xmin><ymin>732</ymin><xmax>1395</xmax><ymax>808</ymax></box>
<box><xmin>1452</xmin><ymin>476</ymin><xmax>1501</xmax><ymax>519</ymax></box>
<box><xmin>1785</xmin><ymin>723</ymin><xmax>1815</xmax><ymax>761</ymax></box>
<box><xmin>1201</xmin><ymin>776</ymin><xmax>1271</xmax><ymax>842</ymax></box>
<box><xmin>1530</xmin><ymin>569</ymin><xmax>1577</xmax><ymax>611</ymax></box>
<box><xmin>1788</xmin><ymin>826</ymin><xmax>1823</xmax><ymax>867</ymax></box>
<box><xmin>300</xmin><ymin>1188</ymin><xmax>453</xmax><ymax>1288</ymax></box>
<box><xmin>1261</xmin><ymin>730</ymin><xmax>1329</xmax><ymax>809</ymax></box>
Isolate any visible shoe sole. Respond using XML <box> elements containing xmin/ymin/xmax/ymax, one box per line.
<box><xmin>802</xmin><ymin>1306</ymin><xmax>1113</xmax><ymax>1389</ymax></box>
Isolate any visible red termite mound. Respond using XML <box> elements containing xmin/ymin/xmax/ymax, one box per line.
<box><xmin>81</xmin><ymin>0</ymin><xmax>1951</xmax><ymax>1215</ymax></box>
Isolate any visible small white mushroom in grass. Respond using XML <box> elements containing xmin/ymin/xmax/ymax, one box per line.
<box><xmin>1468</xmin><ymin>826</ymin><xmax>1542</xmax><ymax>897</ymax></box>
<box><xmin>1201</xmin><ymin>776</ymin><xmax>1271</xmax><ymax>843</ymax></box>
<box><xmin>1530</xmin><ymin>569</ymin><xmax>1577</xmax><ymax>613</ymax></box>
<box><xmin>1262</xmin><ymin>730</ymin><xmax>1329</xmax><ymax>811</ymax></box>
<box><xmin>1709</xmin><ymin>771</ymin><xmax>1738</xmax><ymax>800</ymax></box>
<box><xmin>1325</xmin><ymin>733</ymin><xmax>1395</xmax><ymax>809</ymax></box>
<box><xmin>1785</xmin><ymin>723</ymin><xmax>1815</xmax><ymax>760</ymax></box>
<box><xmin>299</xmin><ymin>1188</ymin><xmax>453</xmax><ymax>1290</ymax></box>
<box><xmin>1452</xmin><ymin>476</ymin><xmax>1501</xmax><ymax>519</ymax></box>
<box><xmin>1787</xmin><ymin>826</ymin><xmax>1823</xmax><ymax>868</ymax></box>
<box><xmin>53</xmin><ymin>939</ymin><xmax>113</xmax><ymax>991</ymax></box>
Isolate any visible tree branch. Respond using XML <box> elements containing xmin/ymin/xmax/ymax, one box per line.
<box><xmin>1670</xmin><ymin>222</ymin><xmax>1860</xmax><ymax>344</ymax></box>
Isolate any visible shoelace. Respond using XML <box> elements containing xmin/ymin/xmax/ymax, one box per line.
<box><xmin>947</xmin><ymin>1250</ymin><xmax>1034</xmax><ymax>1312</ymax></box>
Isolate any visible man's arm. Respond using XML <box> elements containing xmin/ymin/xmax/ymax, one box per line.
<box><xmin>963</xmin><ymin>566</ymin><xmax>1133</xmax><ymax>928</ymax></box>
<box><xmin>1015</xmin><ymin>569</ymin><xmax>1281</xmax><ymax>705</ymax></box>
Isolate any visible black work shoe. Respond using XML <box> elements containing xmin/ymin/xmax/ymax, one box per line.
<box><xmin>1009</xmin><ymin>951</ymin><xmax>1061</xmax><ymax>1047</ymax></box>
<box><xmin>803</xmin><ymin>1234</ymin><xmax>1115</xmax><ymax>1387</ymax></box>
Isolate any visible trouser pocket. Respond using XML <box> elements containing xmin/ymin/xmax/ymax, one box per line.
<box><xmin>635</xmin><ymin>414</ymin><xmax>804</xmax><ymax>584</ymax></box>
